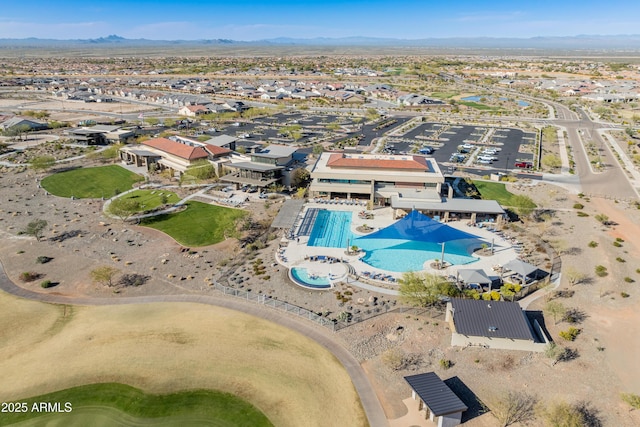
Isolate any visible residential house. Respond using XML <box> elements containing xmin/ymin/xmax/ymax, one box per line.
<box><xmin>178</xmin><ymin>105</ymin><xmax>211</xmax><ymax>117</ymax></box>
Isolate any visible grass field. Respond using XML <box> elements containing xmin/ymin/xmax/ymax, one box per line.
<box><xmin>0</xmin><ymin>292</ymin><xmax>366</xmax><ymax>427</ymax></box>
<box><xmin>473</xmin><ymin>180</ymin><xmax>537</xmax><ymax>209</ymax></box>
<box><xmin>430</xmin><ymin>91</ymin><xmax>459</xmax><ymax>99</ymax></box>
<box><xmin>41</xmin><ymin>165</ymin><xmax>144</xmax><ymax>198</ymax></box>
<box><xmin>140</xmin><ymin>201</ymin><xmax>246</xmax><ymax>247</ymax></box>
<box><xmin>2</xmin><ymin>383</ymin><xmax>272</xmax><ymax>426</ymax></box>
<box><xmin>119</xmin><ymin>189</ymin><xmax>180</xmax><ymax>212</ymax></box>
<box><xmin>459</xmin><ymin>101</ymin><xmax>502</xmax><ymax>111</ymax></box>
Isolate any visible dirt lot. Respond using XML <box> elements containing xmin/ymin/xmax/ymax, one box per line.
<box><xmin>1</xmin><ymin>156</ymin><xmax>640</xmax><ymax>426</ymax></box>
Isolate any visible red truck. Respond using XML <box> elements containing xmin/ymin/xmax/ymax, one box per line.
<box><xmin>514</xmin><ymin>161</ymin><xmax>533</xmax><ymax>169</ymax></box>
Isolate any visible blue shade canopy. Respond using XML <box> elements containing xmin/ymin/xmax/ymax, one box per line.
<box><xmin>355</xmin><ymin>209</ymin><xmax>482</xmax><ymax>244</ymax></box>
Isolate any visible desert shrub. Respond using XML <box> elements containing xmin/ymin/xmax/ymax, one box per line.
<box><xmin>559</xmin><ymin>327</ymin><xmax>581</xmax><ymax>341</ymax></box>
<box><xmin>382</xmin><ymin>348</ymin><xmax>405</xmax><ymax>370</ymax></box>
<box><xmin>594</xmin><ymin>265</ymin><xmax>608</xmax><ymax>277</ymax></box>
<box><xmin>624</xmin><ymin>277</ymin><xmax>634</xmax><ymax>283</ymax></box>
<box><xmin>588</xmin><ymin>241</ymin><xmax>598</xmax><ymax>248</ymax></box>
<box><xmin>261</xmin><ymin>275</ymin><xmax>270</xmax><ymax>280</ymax></box>
<box><xmin>439</xmin><ymin>359</ymin><xmax>452</xmax><ymax>369</ymax></box>
<box><xmin>573</xmin><ymin>203</ymin><xmax>584</xmax><ymax>209</ymax></box>
<box><xmin>621</xmin><ymin>292</ymin><xmax>630</xmax><ymax>298</ymax></box>
<box><xmin>40</xmin><ymin>280</ymin><xmax>53</xmax><ymax>288</ymax></box>
<box><xmin>576</xmin><ymin>211</ymin><xmax>589</xmax><ymax>217</ymax></box>
<box><xmin>616</xmin><ymin>237</ymin><xmax>625</xmax><ymax>242</ymax></box>
<box><xmin>36</xmin><ymin>256</ymin><xmax>52</xmax><ymax>264</ymax></box>
<box><xmin>118</xmin><ymin>273</ymin><xmax>150</xmax><ymax>287</ymax></box>
<box><xmin>621</xmin><ymin>393</ymin><xmax>640</xmax><ymax>410</ymax></box>
<box><xmin>613</xmin><ymin>241</ymin><xmax>622</xmax><ymax>247</ymax></box>
<box><xmin>616</xmin><ymin>257</ymin><xmax>626</xmax><ymax>263</ymax></box>
<box><xmin>19</xmin><ymin>272</ymin><xmax>39</xmax><ymax>282</ymax></box>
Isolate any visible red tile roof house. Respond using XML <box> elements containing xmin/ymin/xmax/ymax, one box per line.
<box><xmin>119</xmin><ymin>137</ymin><xmax>210</xmax><ymax>176</ymax></box>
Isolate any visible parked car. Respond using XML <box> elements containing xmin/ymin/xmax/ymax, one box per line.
<box><xmin>461</xmin><ymin>143</ymin><xmax>474</xmax><ymax>149</ymax></box>
<box><xmin>514</xmin><ymin>161</ymin><xmax>533</xmax><ymax>169</ymax></box>
<box><xmin>477</xmin><ymin>159</ymin><xmax>492</xmax><ymax>165</ymax></box>
<box><xmin>482</xmin><ymin>149</ymin><xmax>498</xmax><ymax>155</ymax></box>
<box><xmin>419</xmin><ymin>146</ymin><xmax>434</xmax><ymax>154</ymax></box>
<box><xmin>478</xmin><ymin>155</ymin><xmax>497</xmax><ymax>161</ymax></box>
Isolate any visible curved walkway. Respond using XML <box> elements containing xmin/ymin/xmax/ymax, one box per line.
<box><xmin>0</xmin><ymin>260</ymin><xmax>388</xmax><ymax>427</ymax></box>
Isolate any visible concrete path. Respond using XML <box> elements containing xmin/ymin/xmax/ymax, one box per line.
<box><xmin>0</xmin><ymin>260</ymin><xmax>388</xmax><ymax>427</ymax></box>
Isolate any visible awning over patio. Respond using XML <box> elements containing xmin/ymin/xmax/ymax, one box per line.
<box><xmin>457</xmin><ymin>269</ymin><xmax>491</xmax><ymax>285</ymax></box>
<box><xmin>504</xmin><ymin>259</ymin><xmax>538</xmax><ymax>278</ymax></box>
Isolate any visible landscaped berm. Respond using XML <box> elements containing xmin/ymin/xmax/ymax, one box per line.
<box><xmin>41</xmin><ymin>165</ymin><xmax>144</xmax><ymax>198</ymax></box>
<box><xmin>0</xmin><ymin>291</ymin><xmax>366</xmax><ymax>427</ymax></box>
<box><xmin>1</xmin><ymin>383</ymin><xmax>273</xmax><ymax>426</ymax></box>
<box><xmin>140</xmin><ymin>201</ymin><xmax>247</xmax><ymax>247</ymax></box>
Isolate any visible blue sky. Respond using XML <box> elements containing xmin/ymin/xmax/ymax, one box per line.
<box><xmin>1</xmin><ymin>0</ymin><xmax>637</xmax><ymax>40</ymax></box>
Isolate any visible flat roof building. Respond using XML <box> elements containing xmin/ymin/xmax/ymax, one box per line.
<box><xmin>309</xmin><ymin>152</ymin><xmax>505</xmax><ymax>224</ymax></box>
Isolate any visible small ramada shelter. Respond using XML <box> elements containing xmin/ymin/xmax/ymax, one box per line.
<box><xmin>404</xmin><ymin>372</ymin><xmax>467</xmax><ymax>427</ymax></box>
<box><xmin>445</xmin><ymin>298</ymin><xmax>549</xmax><ymax>352</ymax></box>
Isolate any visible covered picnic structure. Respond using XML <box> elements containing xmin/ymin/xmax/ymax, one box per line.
<box><xmin>404</xmin><ymin>372</ymin><xmax>468</xmax><ymax>427</ymax></box>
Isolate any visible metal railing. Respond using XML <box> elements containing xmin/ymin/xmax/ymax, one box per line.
<box><xmin>210</xmin><ymin>280</ymin><xmax>443</xmax><ymax>332</ymax></box>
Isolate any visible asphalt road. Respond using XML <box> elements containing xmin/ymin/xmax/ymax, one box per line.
<box><xmin>0</xmin><ymin>260</ymin><xmax>388</xmax><ymax>427</ymax></box>
<box><xmin>552</xmin><ymin>103</ymin><xmax>637</xmax><ymax>199</ymax></box>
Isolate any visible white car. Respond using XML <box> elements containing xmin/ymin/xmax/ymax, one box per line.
<box><xmin>482</xmin><ymin>149</ymin><xmax>498</xmax><ymax>155</ymax></box>
<box><xmin>462</xmin><ymin>143</ymin><xmax>474</xmax><ymax>149</ymax></box>
<box><xmin>478</xmin><ymin>155</ymin><xmax>496</xmax><ymax>162</ymax></box>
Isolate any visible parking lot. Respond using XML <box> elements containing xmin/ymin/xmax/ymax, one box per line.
<box><xmin>380</xmin><ymin>122</ymin><xmax>537</xmax><ymax>172</ymax></box>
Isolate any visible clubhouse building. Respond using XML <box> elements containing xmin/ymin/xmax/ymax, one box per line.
<box><xmin>309</xmin><ymin>152</ymin><xmax>506</xmax><ymax>223</ymax></box>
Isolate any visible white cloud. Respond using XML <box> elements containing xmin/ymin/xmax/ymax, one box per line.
<box><xmin>0</xmin><ymin>20</ymin><xmax>111</xmax><ymax>39</ymax></box>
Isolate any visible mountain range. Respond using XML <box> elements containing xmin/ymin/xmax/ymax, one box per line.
<box><xmin>2</xmin><ymin>34</ymin><xmax>640</xmax><ymax>50</ymax></box>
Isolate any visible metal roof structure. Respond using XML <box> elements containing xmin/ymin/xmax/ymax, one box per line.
<box><xmin>404</xmin><ymin>372</ymin><xmax>468</xmax><ymax>416</ymax></box>
<box><xmin>450</xmin><ymin>298</ymin><xmax>536</xmax><ymax>341</ymax></box>
<box><xmin>504</xmin><ymin>259</ymin><xmax>538</xmax><ymax>277</ymax></box>
<box><xmin>271</xmin><ymin>199</ymin><xmax>305</xmax><ymax>229</ymax></box>
<box><xmin>457</xmin><ymin>269</ymin><xmax>492</xmax><ymax>285</ymax></box>
<box><xmin>391</xmin><ymin>197</ymin><xmax>506</xmax><ymax>215</ymax></box>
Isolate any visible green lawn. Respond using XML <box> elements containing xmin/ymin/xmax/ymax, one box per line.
<box><xmin>459</xmin><ymin>101</ymin><xmax>501</xmax><ymax>111</ymax></box>
<box><xmin>41</xmin><ymin>165</ymin><xmax>144</xmax><ymax>199</ymax></box>
<box><xmin>120</xmin><ymin>189</ymin><xmax>180</xmax><ymax>212</ymax></box>
<box><xmin>1</xmin><ymin>383</ymin><xmax>273</xmax><ymax>427</ymax></box>
<box><xmin>473</xmin><ymin>180</ymin><xmax>537</xmax><ymax>209</ymax></box>
<box><xmin>431</xmin><ymin>91</ymin><xmax>459</xmax><ymax>99</ymax></box>
<box><xmin>140</xmin><ymin>201</ymin><xmax>246</xmax><ymax>247</ymax></box>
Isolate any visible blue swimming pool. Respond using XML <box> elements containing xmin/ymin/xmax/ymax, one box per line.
<box><xmin>356</xmin><ymin>239</ymin><xmax>478</xmax><ymax>272</ymax></box>
<box><xmin>290</xmin><ymin>267</ymin><xmax>332</xmax><ymax>289</ymax></box>
<box><xmin>307</xmin><ymin>210</ymin><xmax>354</xmax><ymax>248</ymax></box>
<box><xmin>306</xmin><ymin>209</ymin><xmax>482</xmax><ymax>272</ymax></box>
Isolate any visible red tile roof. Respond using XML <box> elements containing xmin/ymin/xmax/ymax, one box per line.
<box><xmin>204</xmin><ymin>143</ymin><xmax>232</xmax><ymax>156</ymax></box>
<box><xmin>142</xmin><ymin>137</ymin><xmax>209</xmax><ymax>160</ymax></box>
<box><xmin>326</xmin><ymin>153</ymin><xmax>430</xmax><ymax>171</ymax></box>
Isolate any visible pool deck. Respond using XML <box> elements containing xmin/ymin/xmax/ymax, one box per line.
<box><xmin>277</xmin><ymin>203</ymin><xmax>521</xmax><ymax>294</ymax></box>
